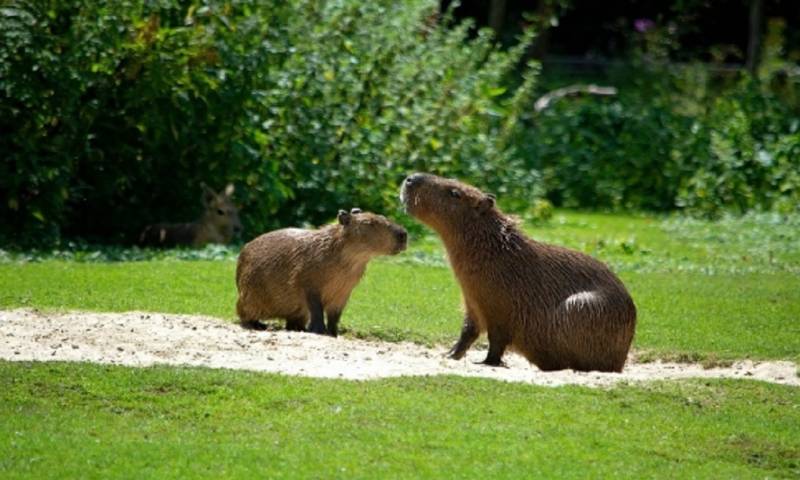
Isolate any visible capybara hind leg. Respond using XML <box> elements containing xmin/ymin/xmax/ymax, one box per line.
<box><xmin>240</xmin><ymin>319</ymin><xmax>267</xmax><ymax>331</ymax></box>
<box><xmin>236</xmin><ymin>298</ymin><xmax>264</xmax><ymax>330</ymax></box>
<box><xmin>527</xmin><ymin>349</ymin><xmax>571</xmax><ymax>372</ymax></box>
<box><xmin>591</xmin><ymin>354</ymin><xmax>627</xmax><ymax>373</ymax></box>
<box><xmin>448</xmin><ymin>314</ymin><xmax>479</xmax><ymax>360</ymax></box>
<box><xmin>481</xmin><ymin>326</ymin><xmax>510</xmax><ymax>367</ymax></box>
<box><xmin>326</xmin><ymin>310</ymin><xmax>342</xmax><ymax>337</ymax></box>
<box><xmin>305</xmin><ymin>292</ymin><xmax>327</xmax><ymax>335</ymax></box>
<box><xmin>286</xmin><ymin>317</ymin><xmax>306</xmax><ymax>332</ymax></box>
<box><xmin>533</xmin><ymin>358</ymin><xmax>568</xmax><ymax>372</ymax></box>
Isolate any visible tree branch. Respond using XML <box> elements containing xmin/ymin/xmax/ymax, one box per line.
<box><xmin>534</xmin><ymin>84</ymin><xmax>617</xmax><ymax>112</ymax></box>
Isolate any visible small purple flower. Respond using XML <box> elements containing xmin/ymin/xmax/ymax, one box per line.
<box><xmin>634</xmin><ymin>18</ymin><xmax>655</xmax><ymax>33</ymax></box>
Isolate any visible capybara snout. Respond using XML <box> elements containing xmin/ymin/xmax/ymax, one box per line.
<box><xmin>390</xmin><ymin>225</ymin><xmax>408</xmax><ymax>253</ymax></box>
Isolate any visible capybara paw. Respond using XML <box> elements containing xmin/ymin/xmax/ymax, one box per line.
<box><xmin>240</xmin><ymin>320</ymin><xmax>267</xmax><ymax>331</ymax></box>
<box><xmin>477</xmin><ymin>359</ymin><xmax>508</xmax><ymax>368</ymax></box>
<box><xmin>446</xmin><ymin>349</ymin><xmax>466</xmax><ymax>360</ymax></box>
<box><xmin>307</xmin><ymin>325</ymin><xmax>327</xmax><ymax>335</ymax></box>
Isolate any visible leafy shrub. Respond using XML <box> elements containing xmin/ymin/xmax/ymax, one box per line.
<box><xmin>526</xmin><ymin>71</ymin><xmax>800</xmax><ymax>217</ymax></box>
<box><xmin>676</xmin><ymin>80</ymin><xmax>800</xmax><ymax>217</ymax></box>
<box><xmin>0</xmin><ymin>0</ymin><xmax>540</xmax><ymax>245</ymax></box>
<box><xmin>527</xmin><ymin>94</ymin><xmax>690</xmax><ymax>211</ymax></box>
<box><xmin>1</xmin><ymin>0</ymin><xmax>294</xmax><ymax>244</ymax></box>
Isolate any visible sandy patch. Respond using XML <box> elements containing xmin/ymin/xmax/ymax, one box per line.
<box><xmin>0</xmin><ymin>309</ymin><xmax>796</xmax><ymax>388</ymax></box>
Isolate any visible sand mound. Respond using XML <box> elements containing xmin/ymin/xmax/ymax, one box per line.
<box><xmin>1</xmin><ymin>309</ymin><xmax>796</xmax><ymax>388</ymax></box>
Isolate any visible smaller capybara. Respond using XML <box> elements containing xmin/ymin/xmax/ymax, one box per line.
<box><xmin>236</xmin><ymin>209</ymin><xmax>407</xmax><ymax>336</ymax></box>
<box><xmin>139</xmin><ymin>183</ymin><xmax>242</xmax><ymax>248</ymax></box>
<box><xmin>401</xmin><ymin>173</ymin><xmax>636</xmax><ymax>372</ymax></box>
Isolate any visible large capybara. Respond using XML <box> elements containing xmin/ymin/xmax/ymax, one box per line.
<box><xmin>139</xmin><ymin>183</ymin><xmax>242</xmax><ymax>248</ymax></box>
<box><xmin>401</xmin><ymin>173</ymin><xmax>636</xmax><ymax>372</ymax></box>
<box><xmin>235</xmin><ymin>209</ymin><xmax>407</xmax><ymax>336</ymax></box>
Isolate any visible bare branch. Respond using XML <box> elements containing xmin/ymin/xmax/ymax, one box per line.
<box><xmin>534</xmin><ymin>84</ymin><xmax>617</xmax><ymax>112</ymax></box>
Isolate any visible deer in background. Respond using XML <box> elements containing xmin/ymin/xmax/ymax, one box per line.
<box><xmin>139</xmin><ymin>183</ymin><xmax>242</xmax><ymax>248</ymax></box>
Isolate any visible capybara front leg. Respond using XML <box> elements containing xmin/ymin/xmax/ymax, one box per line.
<box><xmin>482</xmin><ymin>326</ymin><xmax>509</xmax><ymax>367</ymax></box>
<box><xmin>447</xmin><ymin>314</ymin><xmax>479</xmax><ymax>360</ymax></box>
<box><xmin>326</xmin><ymin>310</ymin><xmax>342</xmax><ymax>337</ymax></box>
<box><xmin>286</xmin><ymin>316</ymin><xmax>306</xmax><ymax>332</ymax></box>
<box><xmin>306</xmin><ymin>292</ymin><xmax>327</xmax><ymax>335</ymax></box>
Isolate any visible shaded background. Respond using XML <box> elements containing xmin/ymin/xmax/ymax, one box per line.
<box><xmin>1</xmin><ymin>0</ymin><xmax>798</xmax><ymax>246</ymax></box>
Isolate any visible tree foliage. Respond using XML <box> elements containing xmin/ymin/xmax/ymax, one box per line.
<box><xmin>0</xmin><ymin>0</ymin><xmax>539</xmax><ymax>244</ymax></box>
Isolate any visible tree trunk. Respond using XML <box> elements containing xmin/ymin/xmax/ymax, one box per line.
<box><xmin>530</xmin><ymin>1</ymin><xmax>558</xmax><ymax>59</ymax></box>
<box><xmin>488</xmin><ymin>0</ymin><xmax>507</xmax><ymax>37</ymax></box>
<box><xmin>746</xmin><ymin>0</ymin><xmax>764</xmax><ymax>75</ymax></box>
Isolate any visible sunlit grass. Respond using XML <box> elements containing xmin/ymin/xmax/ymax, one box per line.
<box><xmin>2</xmin><ymin>362</ymin><xmax>799</xmax><ymax>479</ymax></box>
<box><xmin>1</xmin><ymin>211</ymin><xmax>799</xmax><ymax>479</ymax></box>
<box><xmin>1</xmin><ymin>211</ymin><xmax>798</xmax><ymax>361</ymax></box>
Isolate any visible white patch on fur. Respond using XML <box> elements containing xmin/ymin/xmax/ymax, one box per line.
<box><xmin>563</xmin><ymin>291</ymin><xmax>599</xmax><ymax>312</ymax></box>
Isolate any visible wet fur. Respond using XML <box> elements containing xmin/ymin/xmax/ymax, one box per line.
<box><xmin>235</xmin><ymin>211</ymin><xmax>407</xmax><ymax>336</ymax></box>
<box><xmin>401</xmin><ymin>173</ymin><xmax>636</xmax><ymax>372</ymax></box>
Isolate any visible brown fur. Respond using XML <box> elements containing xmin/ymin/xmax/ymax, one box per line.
<box><xmin>235</xmin><ymin>209</ymin><xmax>407</xmax><ymax>336</ymax></box>
<box><xmin>401</xmin><ymin>173</ymin><xmax>636</xmax><ymax>372</ymax></box>
<box><xmin>139</xmin><ymin>183</ymin><xmax>242</xmax><ymax>248</ymax></box>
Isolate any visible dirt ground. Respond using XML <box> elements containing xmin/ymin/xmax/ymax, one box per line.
<box><xmin>1</xmin><ymin>309</ymin><xmax>797</xmax><ymax>388</ymax></box>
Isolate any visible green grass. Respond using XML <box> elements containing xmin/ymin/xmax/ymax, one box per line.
<box><xmin>1</xmin><ymin>211</ymin><xmax>798</xmax><ymax>362</ymax></box>
<box><xmin>2</xmin><ymin>361</ymin><xmax>799</xmax><ymax>479</ymax></box>
<box><xmin>1</xmin><ymin>211</ymin><xmax>799</xmax><ymax>479</ymax></box>
<box><xmin>0</xmin><ymin>260</ymin><xmax>239</xmax><ymax>319</ymax></box>
<box><xmin>347</xmin><ymin>266</ymin><xmax>800</xmax><ymax>361</ymax></box>
<box><xmin>393</xmin><ymin>210</ymin><xmax>800</xmax><ymax>274</ymax></box>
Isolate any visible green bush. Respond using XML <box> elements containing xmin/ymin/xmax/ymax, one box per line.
<box><xmin>676</xmin><ymin>80</ymin><xmax>800</xmax><ymax>216</ymax></box>
<box><xmin>4</xmin><ymin>0</ymin><xmax>796</xmax><ymax>245</ymax></box>
<box><xmin>1</xmin><ymin>0</ymin><xmax>293</xmax><ymax>243</ymax></box>
<box><xmin>527</xmin><ymin>71</ymin><xmax>800</xmax><ymax>217</ymax></box>
<box><xmin>528</xmin><ymin>95</ymin><xmax>689</xmax><ymax>211</ymax></box>
<box><xmin>0</xmin><ymin>0</ymin><xmax>540</xmax><ymax>245</ymax></box>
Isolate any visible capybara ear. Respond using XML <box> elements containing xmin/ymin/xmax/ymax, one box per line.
<box><xmin>223</xmin><ymin>183</ymin><xmax>235</xmax><ymax>198</ymax></box>
<box><xmin>201</xmin><ymin>183</ymin><xmax>217</xmax><ymax>205</ymax></box>
<box><xmin>350</xmin><ymin>208</ymin><xmax>362</xmax><ymax>214</ymax></box>
<box><xmin>338</xmin><ymin>210</ymin><xmax>352</xmax><ymax>225</ymax></box>
<box><xmin>477</xmin><ymin>194</ymin><xmax>495</xmax><ymax>213</ymax></box>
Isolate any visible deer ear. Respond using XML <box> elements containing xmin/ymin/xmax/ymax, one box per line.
<box><xmin>223</xmin><ymin>183</ymin><xmax>235</xmax><ymax>197</ymax></box>
<box><xmin>201</xmin><ymin>183</ymin><xmax>216</xmax><ymax>205</ymax></box>
<box><xmin>338</xmin><ymin>210</ymin><xmax>352</xmax><ymax>225</ymax></box>
<box><xmin>477</xmin><ymin>194</ymin><xmax>495</xmax><ymax>213</ymax></box>
<box><xmin>350</xmin><ymin>208</ymin><xmax>362</xmax><ymax>214</ymax></box>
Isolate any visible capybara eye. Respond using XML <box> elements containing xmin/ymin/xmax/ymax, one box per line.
<box><xmin>449</xmin><ymin>189</ymin><xmax>461</xmax><ymax>198</ymax></box>
<box><xmin>217</xmin><ymin>209</ymin><xmax>225</xmax><ymax>216</ymax></box>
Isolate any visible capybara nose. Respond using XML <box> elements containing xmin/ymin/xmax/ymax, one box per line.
<box><xmin>404</xmin><ymin>173</ymin><xmax>427</xmax><ymax>187</ymax></box>
<box><xmin>394</xmin><ymin>228</ymin><xmax>408</xmax><ymax>253</ymax></box>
